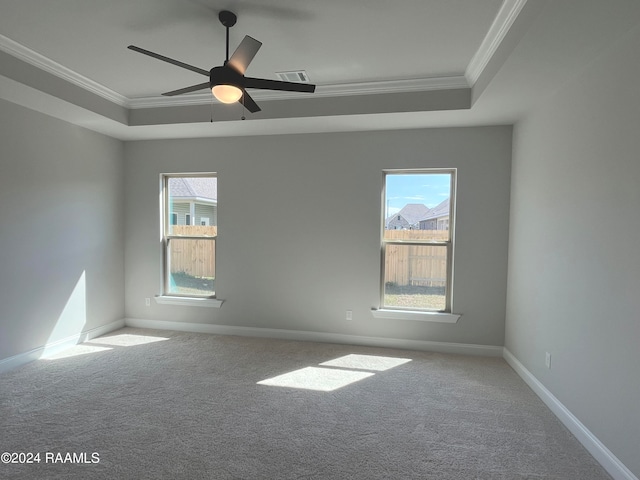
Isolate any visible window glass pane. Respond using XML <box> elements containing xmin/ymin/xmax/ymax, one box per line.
<box><xmin>384</xmin><ymin>173</ymin><xmax>451</xmax><ymax>242</ymax></box>
<box><xmin>383</xmin><ymin>244</ymin><xmax>447</xmax><ymax>311</ymax></box>
<box><xmin>167</xmin><ymin>238</ymin><xmax>215</xmax><ymax>296</ymax></box>
<box><xmin>167</xmin><ymin>177</ymin><xmax>217</xmax><ymax>235</ymax></box>
<box><xmin>163</xmin><ymin>174</ymin><xmax>217</xmax><ymax>298</ymax></box>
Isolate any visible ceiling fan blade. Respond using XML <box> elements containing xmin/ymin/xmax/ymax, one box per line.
<box><xmin>162</xmin><ymin>82</ymin><xmax>211</xmax><ymax>96</ymax></box>
<box><xmin>128</xmin><ymin>45</ymin><xmax>210</xmax><ymax>76</ymax></box>
<box><xmin>239</xmin><ymin>90</ymin><xmax>261</xmax><ymax>113</ymax></box>
<box><xmin>244</xmin><ymin>77</ymin><xmax>316</xmax><ymax>93</ymax></box>
<box><xmin>227</xmin><ymin>36</ymin><xmax>262</xmax><ymax>74</ymax></box>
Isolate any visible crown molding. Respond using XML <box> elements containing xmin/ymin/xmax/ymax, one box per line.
<box><xmin>0</xmin><ymin>33</ymin><xmax>129</xmax><ymax>107</ymax></box>
<box><xmin>465</xmin><ymin>0</ymin><xmax>528</xmax><ymax>86</ymax></box>
<box><xmin>127</xmin><ymin>75</ymin><xmax>469</xmax><ymax>109</ymax></box>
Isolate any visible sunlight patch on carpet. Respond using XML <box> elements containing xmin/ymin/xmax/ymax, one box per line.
<box><xmin>42</xmin><ymin>345</ymin><xmax>112</xmax><ymax>360</ymax></box>
<box><xmin>257</xmin><ymin>366</ymin><xmax>374</xmax><ymax>392</ymax></box>
<box><xmin>319</xmin><ymin>354</ymin><xmax>412</xmax><ymax>371</ymax></box>
<box><xmin>88</xmin><ymin>334</ymin><xmax>169</xmax><ymax>347</ymax></box>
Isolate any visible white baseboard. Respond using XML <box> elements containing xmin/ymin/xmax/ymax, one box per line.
<box><xmin>503</xmin><ymin>348</ymin><xmax>638</xmax><ymax>480</ymax></box>
<box><xmin>124</xmin><ymin>318</ymin><xmax>504</xmax><ymax>357</ymax></box>
<box><xmin>0</xmin><ymin>319</ymin><xmax>126</xmax><ymax>374</ymax></box>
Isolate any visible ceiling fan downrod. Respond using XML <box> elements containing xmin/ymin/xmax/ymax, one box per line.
<box><xmin>218</xmin><ymin>10</ymin><xmax>237</xmax><ymax>63</ymax></box>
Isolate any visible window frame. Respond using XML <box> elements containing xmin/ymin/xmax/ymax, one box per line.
<box><xmin>161</xmin><ymin>173</ymin><xmax>218</xmax><ymax>300</ymax></box>
<box><xmin>380</xmin><ymin>169</ymin><xmax>456</xmax><ymax>313</ymax></box>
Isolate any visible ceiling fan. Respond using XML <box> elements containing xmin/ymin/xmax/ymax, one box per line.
<box><xmin>127</xmin><ymin>10</ymin><xmax>315</xmax><ymax>113</ymax></box>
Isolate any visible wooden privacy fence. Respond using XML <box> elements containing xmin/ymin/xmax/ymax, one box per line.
<box><xmin>168</xmin><ymin>226</ymin><xmax>448</xmax><ymax>285</ymax></box>
<box><xmin>169</xmin><ymin>226</ymin><xmax>217</xmax><ymax>278</ymax></box>
<box><xmin>384</xmin><ymin>230</ymin><xmax>449</xmax><ymax>287</ymax></box>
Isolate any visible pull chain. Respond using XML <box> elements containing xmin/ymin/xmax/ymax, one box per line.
<box><xmin>210</xmin><ymin>93</ymin><xmax>214</xmax><ymax>123</ymax></box>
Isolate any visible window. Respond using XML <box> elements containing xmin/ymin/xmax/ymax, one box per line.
<box><xmin>381</xmin><ymin>170</ymin><xmax>455</xmax><ymax>312</ymax></box>
<box><xmin>162</xmin><ymin>174</ymin><xmax>217</xmax><ymax>298</ymax></box>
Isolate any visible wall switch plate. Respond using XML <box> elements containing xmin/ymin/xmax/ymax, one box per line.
<box><xmin>545</xmin><ymin>352</ymin><xmax>551</xmax><ymax>369</ymax></box>
<box><xmin>346</xmin><ymin>310</ymin><xmax>353</xmax><ymax>321</ymax></box>
<box><xmin>145</xmin><ymin>298</ymin><xmax>151</xmax><ymax>307</ymax></box>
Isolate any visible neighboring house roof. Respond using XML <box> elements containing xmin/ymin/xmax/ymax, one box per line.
<box><xmin>420</xmin><ymin>198</ymin><xmax>449</xmax><ymax>221</ymax></box>
<box><xmin>388</xmin><ymin>203</ymin><xmax>431</xmax><ymax>226</ymax></box>
<box><xmin>169</xmin><ymin>177</ymin><xmax>217</xmax><ymax>202</ymax></box>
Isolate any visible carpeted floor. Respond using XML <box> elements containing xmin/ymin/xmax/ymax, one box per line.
<box><xmin>0</xmin><ymin>328</ymin><xmax>610</xmax><ymax>479</ymax></box>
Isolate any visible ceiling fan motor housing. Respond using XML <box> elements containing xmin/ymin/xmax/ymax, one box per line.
<box><xmin>210</xmin><ymin>65</ymin><xmax>243</xmax><ymax>89</ymax></box>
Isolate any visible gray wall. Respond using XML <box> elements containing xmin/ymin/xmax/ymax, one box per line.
<box><xmin>0</xmin><ymin>99</ymin><xmax>124</xmax><ymax>361</ymax></box>
<box><xmin>505</xmin><ymin>24</ymin><xmax>640</xmax><ymax>477</ymax></box>
<box><xmin>124</xmin><ymin>126</ymin><xmax>512</xmax><ymax>346</ymax></box>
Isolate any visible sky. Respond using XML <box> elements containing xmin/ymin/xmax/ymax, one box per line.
<box><xmin>385</xmin><ymin>173</ymin><xmax>451</xmax><ymax>216</ymax></box>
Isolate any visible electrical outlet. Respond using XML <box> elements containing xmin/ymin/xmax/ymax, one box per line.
<box><xmin>145</xmin><ymin>298</ymin><xmax>151</xmax><ymax>307</ymax></box>
<box><xmin>346</xmin><ymin>310</ymin><xmax>353</xmax><ymax>321</ymax></box>
<box><xmin>545</xmin><ymin>352</ymin><xmax>551</xmax><ymax>369</ymax></box>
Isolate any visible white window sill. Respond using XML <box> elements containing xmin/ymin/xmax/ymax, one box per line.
<box><xmin>154</xmin><ymin>296</ymin><xmax>223</xmax><ymax>308</ymax></box>
<box><xmin>371</xmin><ymin>308</ymin><xmax>460</xmax><ymax>323</ymax></box>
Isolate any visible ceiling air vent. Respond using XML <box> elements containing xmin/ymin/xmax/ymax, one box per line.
<box><xmin>276</xmin><ymin>70</ymin><xmax>310</xmax><ymax>83</ymax></box>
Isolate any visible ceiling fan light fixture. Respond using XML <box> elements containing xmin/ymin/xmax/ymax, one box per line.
<box><xmin>212</xmin><ymin>84</ymin><xmax>243</xmax><ymax>104</ymax></box>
